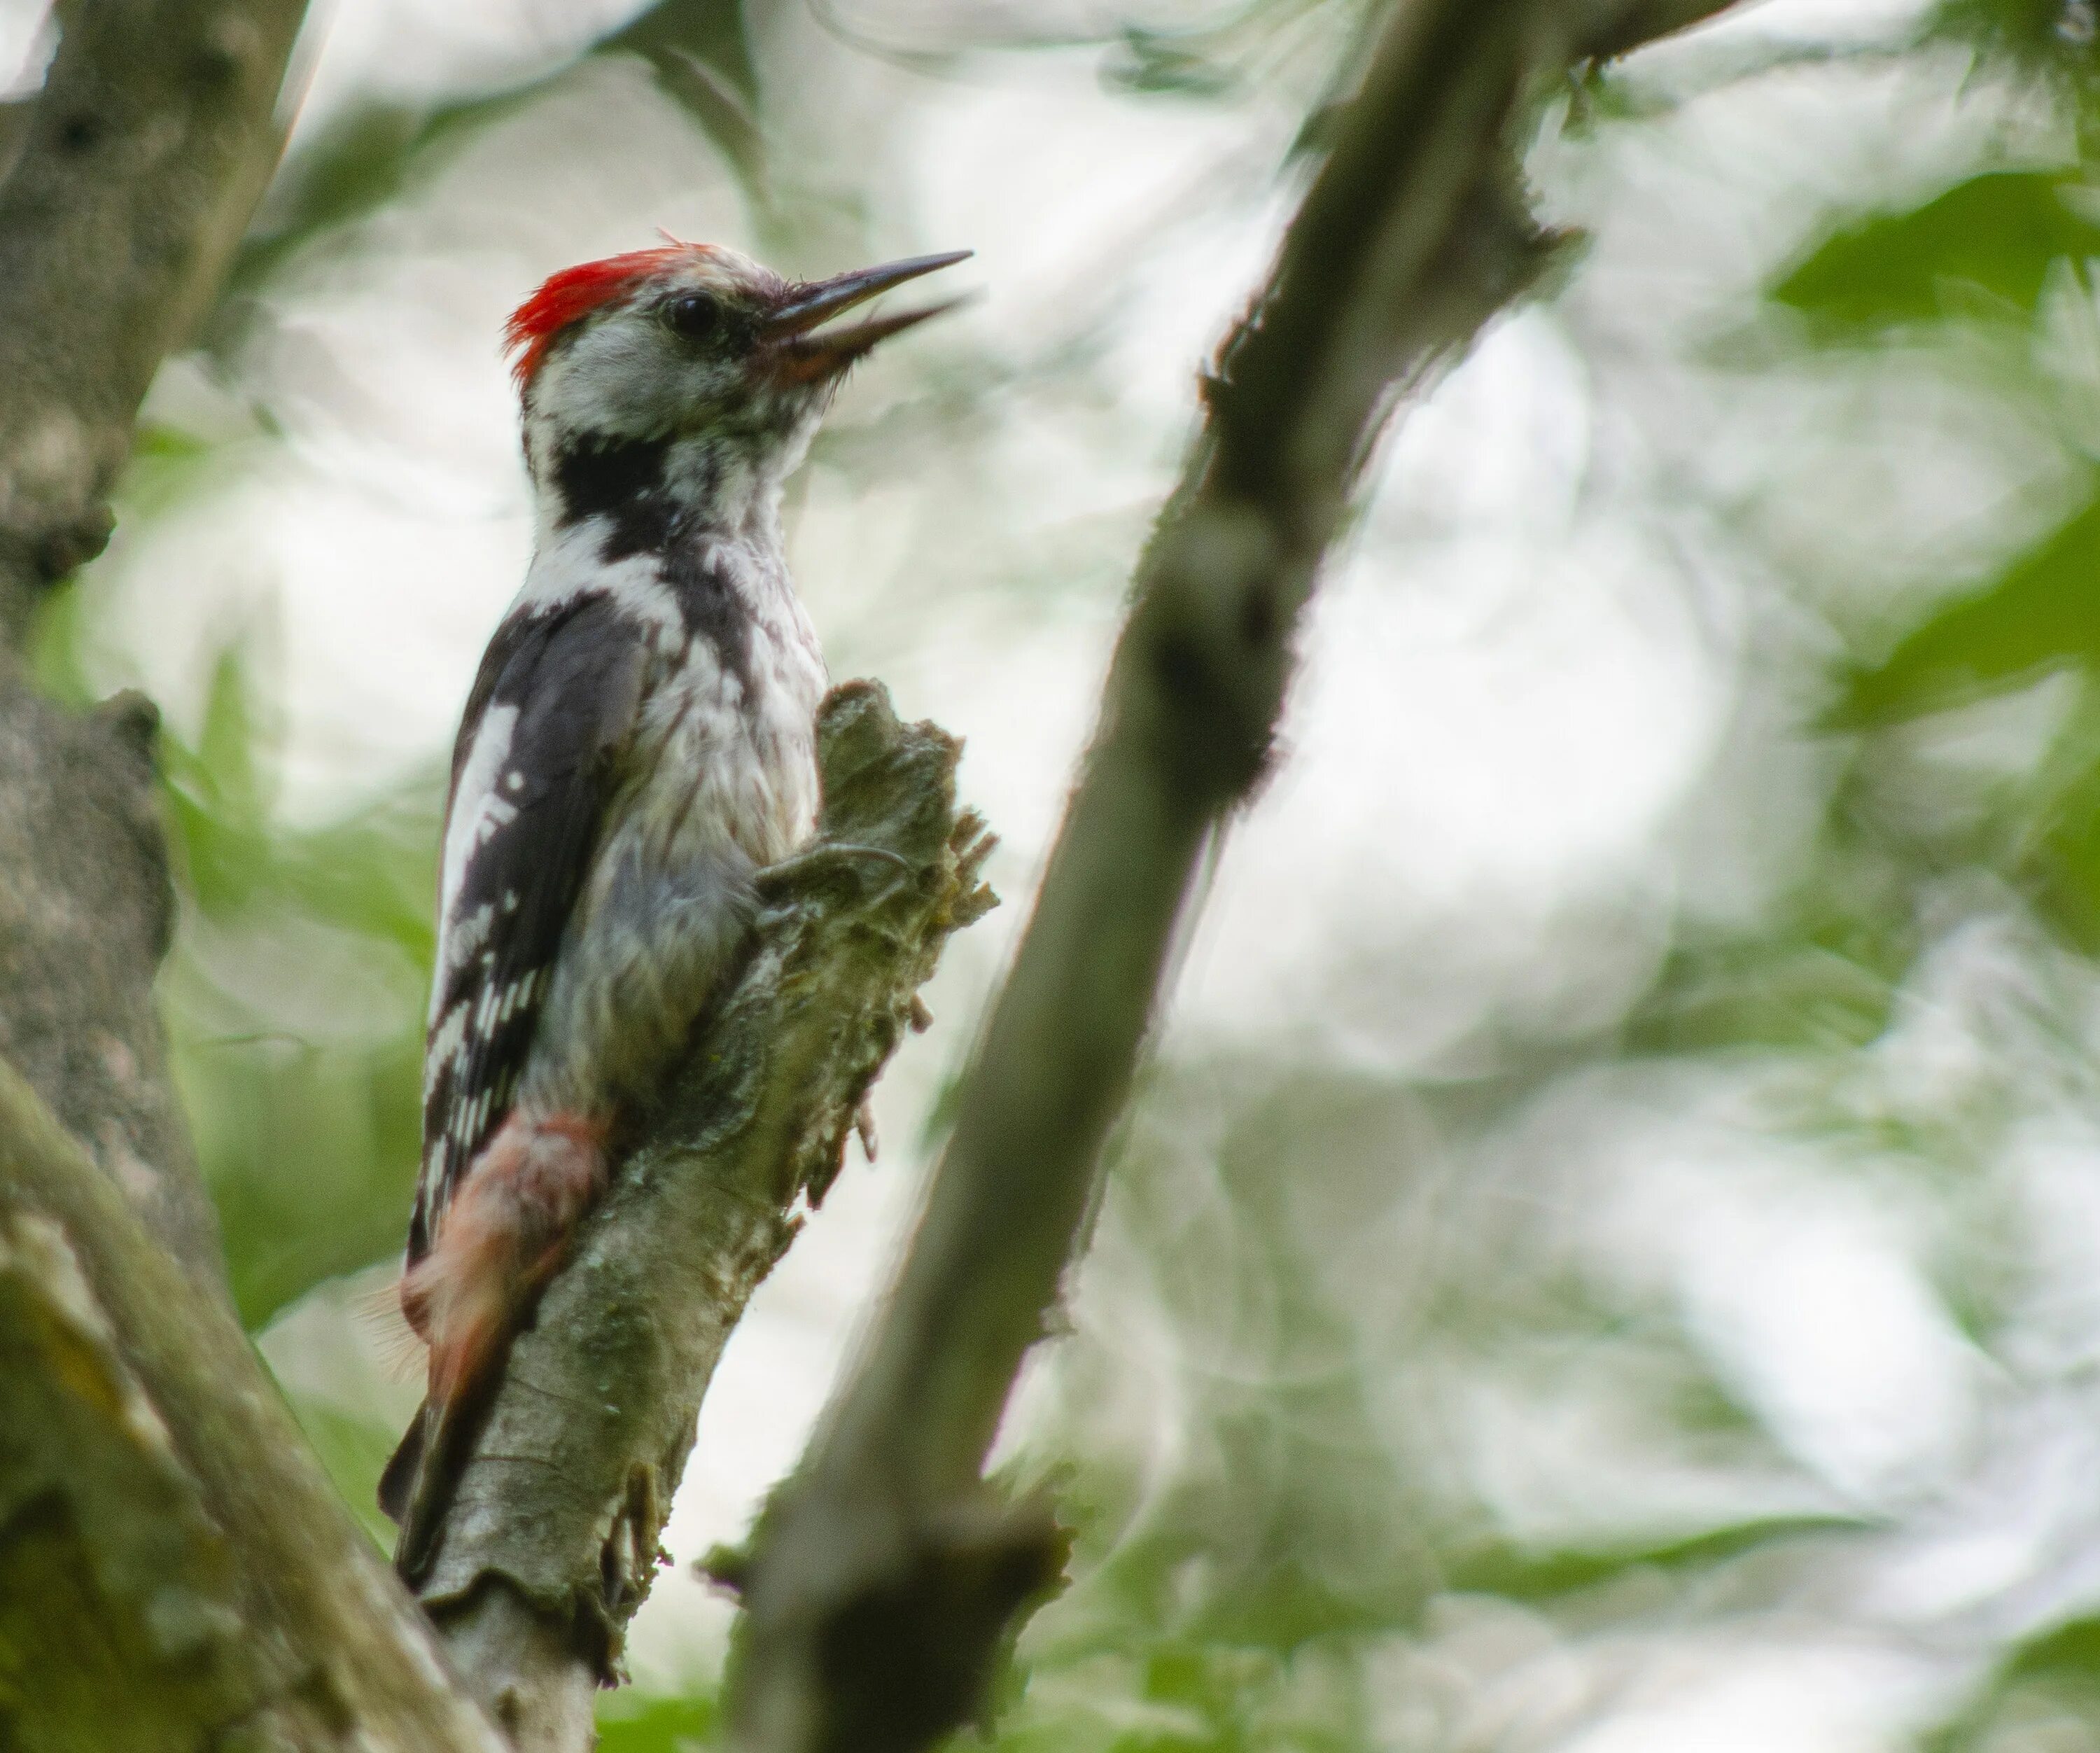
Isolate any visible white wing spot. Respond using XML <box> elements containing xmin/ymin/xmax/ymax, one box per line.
<box><xmin>433</xmin><ymin>704</ymin><xmax>522</xmax><ymax>1022</ymax></box>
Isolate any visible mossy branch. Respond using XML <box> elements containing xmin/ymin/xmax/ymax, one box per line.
<box><xmin>401</xmin><ymin>682</ymin><xmax>997</xmax><ymax>1749</ymax></box>
<box><xmin>0</xmin><ymin>1058</ymin><xmax>507</xmax><ymax>1750</ymax></box>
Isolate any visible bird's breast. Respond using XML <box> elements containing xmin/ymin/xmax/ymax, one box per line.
<box><xmin>631</xmin><ymin>596</ymin><xmax>825</xmax><ymax>873</ymax></box>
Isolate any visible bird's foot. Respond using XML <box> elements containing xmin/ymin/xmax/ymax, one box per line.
<box><xmin>755</xmin><ymin>841</ymin><xmax>913</xmax><ymax>900</ymax></box>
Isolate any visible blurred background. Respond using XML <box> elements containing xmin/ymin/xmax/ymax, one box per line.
<box><xmin>13</xmin><ymin>0</ymin><xmax>2100</xmax><ymax>1744</ymax></box>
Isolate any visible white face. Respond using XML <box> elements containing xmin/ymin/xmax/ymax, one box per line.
<box><xmin>524</xmin><ymin>247</ymin><xmax>818</xmax><ymax>452</ymax></box>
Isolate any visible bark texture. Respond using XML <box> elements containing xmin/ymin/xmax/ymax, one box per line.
<box><xmin>715</xmin><ymin>6</ymin><xmax>1744</xmax><ymax>1753</ymax></box>
<box><xmin>0</xmin><ymin>677</ymin><xmax>223</xmax><ymax>1279</ymax></box>
<box><xmin>405</xmin><ymin>683</ymin><xmax>996</xmax><ymax>1749</ymax></box>
<box><xmin>0</xmin><ymin>0</ymin><xmax>309</xmax><ymax>1285</ymax></box>
<box><xmin>0</xmin><ymin>4</ymin><xmax>515</xmax><ymax>1748</ymax></box>
<box><xmin>0</xmin><ymin>1061</ymin><xmax>508</xmax><ymax>1752</ymax></box>
<box><xmin>0</xmin><ymin>0</ymin><xmax>307</xmax><ymax>635</ymax></box>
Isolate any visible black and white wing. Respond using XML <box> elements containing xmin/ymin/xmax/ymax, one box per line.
<box><xmin>408</xmin><ymin>592</ymin><xmax>648</xmax><ymax>1266</ymax></box>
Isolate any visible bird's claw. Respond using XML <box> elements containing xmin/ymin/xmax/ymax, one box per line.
<box><xmin>756</xmin><ymin>841</ymin><xmax>914</xmax><ymax>899</ymax></box>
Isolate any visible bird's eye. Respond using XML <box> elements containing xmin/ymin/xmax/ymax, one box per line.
<box><xmin>664</xmin><ymin>292</ymin><xmax>722</xmax><ymax>343</ymax></box>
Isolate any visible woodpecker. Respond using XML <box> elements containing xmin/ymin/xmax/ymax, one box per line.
<box><xmin>378</xmin><ymin>239</ymin><xmax>969</xmax><ymax>1577</ymax></box>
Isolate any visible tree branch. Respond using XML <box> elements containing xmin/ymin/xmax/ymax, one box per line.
<box><xmin>0</xmin><ymin>11</ymin><xmax>500</xmax><ymax>1744</ymax></box>
<box><xmin>0</xmin><ymin>680</ymin><xmax>227</xmax><ymax>1280</ymax></box>
<box><xmin>0</xmin><ymin>1057</ymin><xmax>507</xmax><ymax>1750</ymax></box>
<box><xmin>0</xmin><ymin>0</ymin><xmax>307</xmax><ymax>632</ymax></box>
<box><xmin>0</xmin><ymin>0</ymin><xmax>309</xmax><ymax>1283</ymax></box>
<box><xmin>396</xmin><ymin>682</ymin><xmax>997</xmax><ymax>1751</ymax></box>
<box><xmin>1578</xmin><ymin>0</ymin><xmax>1740</xmax><ymax>63</ymax></box>
<box><xmin>715</xmin><ymin>5</ymin><xmax>1745</xmax><ymax>1752</ymax></box>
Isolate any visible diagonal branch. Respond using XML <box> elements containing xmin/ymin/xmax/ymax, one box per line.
<box><xmin>715</xmin><ymin>5</ymin><xmax>1743</xmax><ymax>1752</ymax></box>
<box><xmin>396</xmin><ymin>682</ymin><xmax>998</xmax><ymax>1751</ymax></box>
<box><xmin>0</xmin><ymin>1059</ymin><xmax>507</xmax><ymax>1751</ymax></box>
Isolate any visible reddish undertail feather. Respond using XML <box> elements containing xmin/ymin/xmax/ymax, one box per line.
<box><xmin>503</xmin><ymin>242</ymin><xmax>714</xmax><ymax>386</ymax></box>
<box><xmin>382</xmin><ymin>1110</ymin><xmax>610</xmax><ymax>1578</ymax></box>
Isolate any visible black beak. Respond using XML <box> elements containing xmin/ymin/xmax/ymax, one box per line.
<box><xmin>763</xmin><ymin>249</ymin><xmax>972</xmax><ymax>381</ymax></box>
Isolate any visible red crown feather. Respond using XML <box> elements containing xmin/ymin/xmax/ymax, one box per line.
<box><xmin>503</xmin><ymin>244</ymin><xmax>710</xmax><ymax>386</ymax></box>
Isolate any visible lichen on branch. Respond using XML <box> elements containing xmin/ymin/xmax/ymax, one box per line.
<box><xmin>404</xmin><ymin>680</ymin><xmax>997</xmax><ymax>1744</ymax></box>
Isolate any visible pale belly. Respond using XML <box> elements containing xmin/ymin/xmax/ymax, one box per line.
<box><xmin>636</xmin><ymin>615</ymin><xmax>825</xmax><ymax>868</ymax></box>
<box><xmin>519</xmin><ymin>617</ymin><xmax>825</xmax><ymax>1117</ymax></box>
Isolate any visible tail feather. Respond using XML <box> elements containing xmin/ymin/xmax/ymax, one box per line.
<box><xmin>377</xmin><ymin>1402</ymin><xmax>424</xmax><ymax>1528</ymax></box>
<box><xmin>379</xmin><ymin>1110</ymin><xmax>608</xmax><ymax>1581</ymax></box>
<box><xmin>382</xmin><ymin>1254</ymin><xmax>514</xmax><ymax>1581</ymax></box>
<box><xmin>382</xmin><ymin>1391</ymin><xmax>493</xmax><ymax>1584</ymax></box>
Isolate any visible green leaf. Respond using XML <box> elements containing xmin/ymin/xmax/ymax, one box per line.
<box><xmin>1837</xmin><ymin>491</ymin><xmax>2100</xmax><ymax>726</ymax></box>
<box><xmin>2002</xmin><ymin>1616</ymin><xmax>2100</xmax><ymax>1685</ymax></box>
<box><xmin>1931</xmin><ymin>0</ymin><xmax>2100</xmax><ymax>90</ymax></box>
<box><xmin>1925</xmin><ymin>1614</ymin><xmax>2100</xmax><ymax>1750</ymax></box>
<box><xmin>2003</xmin><ymin>690</ymin><xmax>2100</xmax><ymax>946</ymax></box>
<box><xmin>595</xmin><ymin>1689</ymin><xmax>718</xmax><ymax>1753</ymax></box>
<box><xmin>1626</xmin><ymin>928</ymin><xmax>1907</xmax><ymax>1054</ymax></box>
<box><xmin>1774</xmin><ymin>172</ymin><xmax>2100</xmax><ymax>329</ymax></box>
<box><xmin>1446</xmin><ymin>1515</ymin><xmax>1868</xmax><ymax>1602</ymax></box>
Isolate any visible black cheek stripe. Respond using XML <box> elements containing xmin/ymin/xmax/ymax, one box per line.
<box><xmin>553</xmin><ymin>433</ymin><xmax>676</xmax><ymax>559</ymax></box>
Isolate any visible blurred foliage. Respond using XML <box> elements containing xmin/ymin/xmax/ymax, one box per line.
<box><xmin>988</xmin><ymin>2</ymin><xmax>2100</xmax><ymax>1746</ymax></box>
<box><xmin>47</xmin><ymin>0</ymin><xmax>2100</xmax><ymax>1743</ymax></box>
<box><xmin>594</xmin><ymin>1688</ymin><xmax>718</xmax><ymax>1752</ymax></box>
<box><xmin>1774</xmin><ymin>172</ymin><xmax>2100</xmax><ymax>329</ymax></box>
<box><xmin>1837</xmin><ymin>496</ymin><xmax>2100</xmax><ymax>717</ymax></box>
<box><xmin>160</xmin><ymin>649</ymin><xmax>438</xmax><ymax>1326</ymax></box>
<box><xmin>1928</xmin><ymin>1620</ymin><xmax>2100</xmax><ymax>1749</ymax></box>
<box><xmin>1935</xmin><ymin>0</ymin><xmax>2100</xmax><ymax>90</ymax></box>
<box><xmin>37</xmin><ymin>573</ymin><xmax>438</xmax><ymax>1329</ymax></box>
<box><xmin>226</xmin><ymin>0</ymin><xmax>763</xmax><ymax>312</ymax></box>
<box><xmin>295</xmin><ymin>1395</ymin><xmax>414</xmax><ymax>1552</ymax></box>
<box><xmin>158</xmin><ymin>692</ymin><xmax>437</xmax><ymax>1327</ymax></box>
<box><xmin>1628</xmin><ymin>814</ymin><xmax>1922</xmax><ymax>1052</ymax></box>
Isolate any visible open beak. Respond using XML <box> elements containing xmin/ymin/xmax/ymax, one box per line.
<box><xmin>764</xmin><ymin>249</ymin><xmax>972</xmax><ymax>382</ymax></box>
